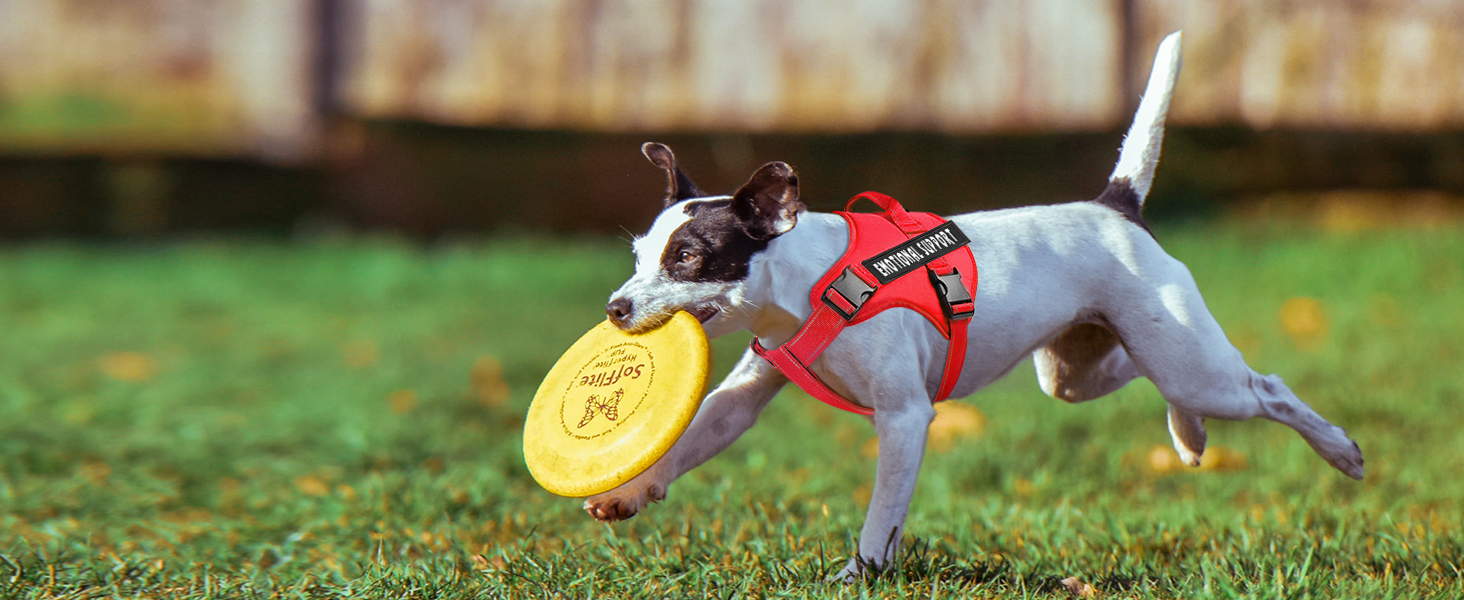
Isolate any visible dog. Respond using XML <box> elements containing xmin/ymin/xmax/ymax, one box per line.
<box><xmin>585</xmin><ymin>32</ymin><xmax>1364</xmax><ymax>580</ymax></box>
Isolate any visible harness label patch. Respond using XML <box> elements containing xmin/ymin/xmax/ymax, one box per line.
<box><xmin>861</xmin><ymin>221</ymin><xmax>971</xmax><ymax>284</ymax></box>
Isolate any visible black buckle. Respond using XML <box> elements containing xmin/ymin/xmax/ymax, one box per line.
<box><xmin>822</xmin><ymin>267</ymin><xmax>875</xmax><ymax>320</ymax></box>
<box><xmin>930</xmin><ymin>269</ymin><xmax>974</xmax><ymax>321</ymax></box>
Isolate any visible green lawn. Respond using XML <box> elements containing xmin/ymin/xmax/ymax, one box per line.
<box><xmin>0</xmin><ymin>223</ymin><xmax>1461</xmax><ymax>598</ymax></box>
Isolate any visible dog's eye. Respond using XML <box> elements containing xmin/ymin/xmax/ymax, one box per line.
<box><xmin>677</xmin><ymin>250</ymin><xmax>697</xmax><ymax>264</ymax></box>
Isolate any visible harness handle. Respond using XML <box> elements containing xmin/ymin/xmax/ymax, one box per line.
<box><xmin>846</xmin><ymin>191</ymin><xmax>925</xmax><ymax>235</ymax></box>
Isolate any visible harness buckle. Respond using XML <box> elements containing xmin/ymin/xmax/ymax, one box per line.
<box><xmin>822</xmin><ymin>267</ymin><xmax>875</xmax><ymax>320</ymax></box>
<box><xmin>930</xmin><ymin>269</ymin><xmax>974</xmax><ymax>321</ymax></box>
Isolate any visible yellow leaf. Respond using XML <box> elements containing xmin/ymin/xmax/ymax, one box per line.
<box><xmin>343</xmin><ymin>340</ymin><xmax>380</xmax><ymax>368</ymax></box>
<box><xmin>80</xmin><ymin>461</ymin><xmax>111</xmax><ymax>485</ymax></box>
<box><xmin>1198</xmin><ymin>446</ymin><xmax>1248</xmax><ymax>472</ymax></box>
<box><xmin>100</xmin><ymin>352</ymin><xmax>157</xmax><ymax>382</ymax></box>
<box><xmin>1147</xmin><ymin>444</ymin><xmax>1247</xmax><ymax>474</ymax></box>
<box><xmin>295</xmin><ymin>476</ymin><xmax>330</xmax><ymax>497</ymax></box>
<box><xmin>860</xmin><ymin>437</ymin><xmax>880</xmax><ymax>459</ymax></box>
<box><xmin>1279</xmin><ymin>297</ymin><xmax>1328</xmax><ymax>349</ymax></box>
<box><xmin>472</xmin><ymin>356</ymin><xmax>511</xmax><ymax>407</ymax></box>
<box><xmin>927</xmin><ymin>401</ymin><xmax>985</xmax><ymax>452</ymax></box>
<box><xmin>1147</xmin><ymin>445</ymin><xmax>1184</xmax><ymax>474</ymax></box>
<box><xmin>1013</xmin><ymin>478</ymin><xmax>1035</xmax><ymax>497</ymax></box>
<box><xmin>389</xmin><ymin>389</ymin><xmax>417</xmax><ymax>415</ymax></box>
<box><xmin>1060</xmin><ymin>576</ymin><xmax>1097</xmax><ymax>598</ymax></box>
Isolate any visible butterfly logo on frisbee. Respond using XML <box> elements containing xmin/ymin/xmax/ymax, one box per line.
<box><xmin>578</xmin><ymin>388</ymin><xmax>624</xmax><ymax>428</ymax></box>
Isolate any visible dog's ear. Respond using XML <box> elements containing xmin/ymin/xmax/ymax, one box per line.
<box><xmin>731</xmin><ymin>161</ymin><xmax>803</xmax><ymax>240</ymax></box>
<box><xmin>642</xmin><ymin>142</ymin><xmax>705</xmax><ymax>207</ymax></box>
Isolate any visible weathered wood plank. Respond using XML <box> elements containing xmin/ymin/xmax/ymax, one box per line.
<box><xmin>342</xmin><ymin>0</ymin><xmax>1125</xmax><ymax>133</ymax></box>
<box><xmin>1133</xmin><ymin>0</ymin><xmax>1464</xmax><ymax>130</ymax></box>
<box><xmin>7</xmin><ymin>0</ymin><xmax>1464</xmax><ymax>161</ymax></box>
<box><xmin>0</xmin><ymin>0</ymin><xmax>319</xmax><ymax>160</ymax></box>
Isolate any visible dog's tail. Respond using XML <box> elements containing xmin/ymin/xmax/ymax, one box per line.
<box><xmin>1098</xmin><ymin>31</ymin><xmax>1182</xmax><ymax>219</ymax></box>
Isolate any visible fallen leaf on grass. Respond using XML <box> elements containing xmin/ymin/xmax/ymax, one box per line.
<box><xmin>80</xmin><ymin>461</ymin><xmax>111</xmax><ymax>485</ymax></box>
<box><xmin>1279</xmin><ymin>297</ymin><xmax>1328</xmax><ymax>349</ymax></box>
<box><xmin>1198</xmin><ymin>446</ymin><xmax>1248</xmax><ymax>471</ymax></box>
<box><xmin>100</xmin><ymin>352</ymin><xmax>158</xmax><ymax>382</ymax></box>
<box><xmin>1148</xmin><ymin>445</ymin><xmax>1185</xmax><ymax>473</ymax></box>
<box><xmin>472</xmin><ymin>356</ymin><xmax>512</xmax><ymax>407</ymax></box>
<box><xmin>1060</xmin><ymin>576</ymin><xmax>1097</xmax><ymax>598</ymax></box>
<box><xmin>858</xmin><ymin>402</ymin><xmax>986</xmax><ymax>458</ymax></box>
<box><xmin>860</xmin><ymin>437</ymin><xmax>879</xmax><ymax>459</ymax></box>
<box><xmin>1013</xmin><ymin>477</ymin><xmax>1035</xmax><ymax>497</ymax></box>
<box><xmin>295</xmin><ymin>476</ymin><xmax>330</xmax><ymax>497</ymax></box>
<box><xmin>1147</xmin><ymin>445</ymin><xmax>1247</xmax><ymax>474</ymax></box>
<box><xmin>472</xmin><ymin>553</ymin><xmax>508</xmax><ymax>572</ymax></box>
<box><xmin>342</xmin><ymin>340</ymin><xmax>380</xmax><ymax>368</ymax></box>
<box><xmin>927</xmin><ymin>402</ymin><xmax>985</xmax><ymax>452</ymax></box>
<box><xmin>389</xmin><ymin>389</ymin><xmax>418</xmax><ymax>414</ymax></box>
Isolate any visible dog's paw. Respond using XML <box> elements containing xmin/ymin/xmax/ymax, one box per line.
<box><xmin>829</xmin><ymin>556</ymin><xmax>884</xmax><ymax>583</ymax></box>
<box><xmin>830</xmin><ymin>560</ymin><xmax>863</xmax><ymax>583</ymax></box>
<box><xmin>582</xmin><ymin>480</ymin><xmax>667</xmax><ymax>523</ymax></box>
<box><xmin>1319</xmin><ymin>434</ymin><xmax>1365</xmax><ymax>481</ymax></box>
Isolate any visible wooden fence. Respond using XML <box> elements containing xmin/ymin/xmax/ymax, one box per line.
<box><xmin>3</xmin><ymin>0</ymin><xmax>1464</xmax><ymax>161</ymax></box>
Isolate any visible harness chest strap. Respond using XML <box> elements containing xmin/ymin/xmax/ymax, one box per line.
<box><xmin>751</xmin><ymin>192</ymin><xmax>977</xmax><ymax>416</ymax></box>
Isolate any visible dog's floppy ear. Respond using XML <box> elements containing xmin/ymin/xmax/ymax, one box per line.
<box><xmin>731</xmin><ymin>161</ymin><xmax>803</xmax><ymax>240</ymax></box>
<box><xmin>642</xmin><ymin>142</ymin><xmax>705</xmax><ymax>207</ymax></box>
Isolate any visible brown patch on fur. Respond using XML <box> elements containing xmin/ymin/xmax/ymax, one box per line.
<box><xmin>1036</xmin><ymin>322</ymin><xmax>1124</xmax><ymax>403</ymax></box>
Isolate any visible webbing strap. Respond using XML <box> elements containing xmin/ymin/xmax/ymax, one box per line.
<box><xmin>751</xmin><ymin>192</ymin><xmax>974</xmax><ymax>415</ymax></box>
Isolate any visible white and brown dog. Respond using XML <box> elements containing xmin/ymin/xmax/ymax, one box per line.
<box><xmin>587</xmin><ymin>32</ymin><xmax>1363</xmax><ymax>580</ymax></box>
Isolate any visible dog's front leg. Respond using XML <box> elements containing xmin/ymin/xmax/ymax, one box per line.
<box><xmin>835</xmin><ymin>401</ymin><xmax>935</xmax><ymax>581</ymax></box>
<box><xmin>584</xmin><ymin>347</ymin><xmax>787</xmax><ymax>522</ymax></box>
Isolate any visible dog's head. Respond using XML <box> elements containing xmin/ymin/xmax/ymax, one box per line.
<box><xmin>606</xmin><ymin>143</ymin><xmax>804</xmax><ymax>333</ymax></box>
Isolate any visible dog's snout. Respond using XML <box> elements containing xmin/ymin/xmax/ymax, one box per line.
<box><xmin>607</xmin><ymin>297</ymin><xmax>634</xmax><ymax>326</ymax></box>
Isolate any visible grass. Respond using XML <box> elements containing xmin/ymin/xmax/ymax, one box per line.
<box><xmin>0</xmin><ymin>222</ymin><xmax>1461</xmax><ymax>598</ymax></box>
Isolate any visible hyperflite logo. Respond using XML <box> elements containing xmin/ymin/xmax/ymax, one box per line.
<box><xmin>560</xmin><ymin>343</ymin><xmax>654</xmax><ymax>439</ymax></box>
<box><xmin>578</xmin><ymin>346</ymin><xmax>645</xmax><ymax>387</ymax></box>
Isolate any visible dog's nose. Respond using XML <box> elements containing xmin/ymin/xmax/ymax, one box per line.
<box><xmin>607</xmin><ymin>297</ymin><xmax>633</xmax><ymax>326</ymax></box>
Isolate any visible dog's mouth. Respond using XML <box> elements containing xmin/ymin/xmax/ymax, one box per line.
<box><xmin>689</xmin><ymin>305</ymin><xmax>720</xmax><ymax>323</ymax></box>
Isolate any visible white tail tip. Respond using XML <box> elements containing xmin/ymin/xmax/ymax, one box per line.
<box><xmin>1110</xmin><ymin>31</ymin><xmax>1183</xmax><ymax>204</ymax></box>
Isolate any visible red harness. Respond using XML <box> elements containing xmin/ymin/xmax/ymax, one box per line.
<box><xmin>751</xmin><ymin>192</ymin><xmax>977</xmax><ymax>415</ymax></box>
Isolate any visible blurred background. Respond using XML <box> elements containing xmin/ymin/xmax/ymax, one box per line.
<box><xmin>4</xmin><ymin>0</ymin><xmax>1464</xmax><ymax>238</ymax></box>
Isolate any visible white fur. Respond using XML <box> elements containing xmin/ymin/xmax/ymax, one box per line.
<box><xmin>617</xmin><ymin>197</ymin><xmax>745</xmax><ymax>336</ymax></box>
<box><xmin>1111</xmin><ymin>31</ymin><xmax>1182</xmax><ymax>202</ymax></box>
<box><xmin>587</xmin><ymin>32</ymin><xmax>1363</xmax><ymax>581</ymax></box>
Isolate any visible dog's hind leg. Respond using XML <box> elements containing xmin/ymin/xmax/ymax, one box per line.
<box><xmin>1034</xmin><ymin>320</ymin><xmax>1209</xmax><ymax>464</ymax></box>
<box><xmin>584</xmin><ymin>347</ymin><xmax>787</xmax><ymax>522</ymax></box>
<box><xmin>1105</xmin><ymin>251</ymin><xmax>1364</xmax><ymax>479</ymax></box>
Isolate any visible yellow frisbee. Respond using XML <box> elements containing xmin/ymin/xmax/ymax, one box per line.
<box><xmin>524</xmin><ymin>312</ymin><xmax>710</xmax><ymax>498</ymax></box>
